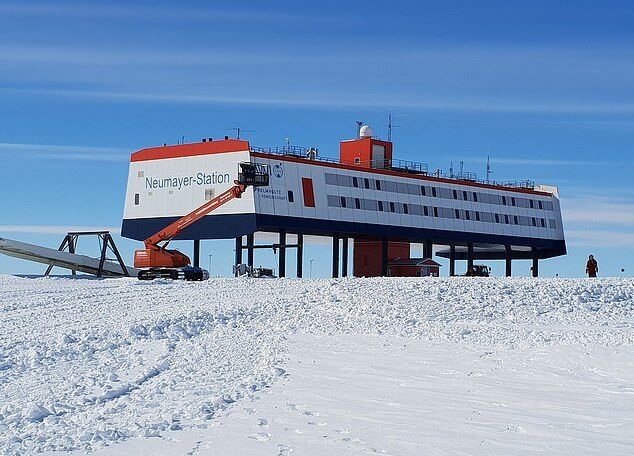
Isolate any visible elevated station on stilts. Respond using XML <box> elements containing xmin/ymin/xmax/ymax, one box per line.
<box><xmin>121</xmin><ymin>126</ymin><xmax>566</xmax><ymax>278</ymax></box>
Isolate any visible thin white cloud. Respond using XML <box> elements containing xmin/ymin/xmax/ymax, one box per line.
<box><xmin>0</xmin><ymin>45</ymin><xmax>287</xmax><ymax>66</ymax></box>
<box><xmin>558</xmin><ymin>119</ymin><xmax>634</xmax><ymax>128</ymax></box>
<box><xmin>560</xmin><ymin>194</ymin><xmax>634</xmax><ymax>249</ymax></box>
<box><xmin>3</xmin><ymin>43</ymin><xmax>633</xmax><ymax>70</ymax></box>
<box><xmin>0</xmin><ymin>142</ymin><xmax>130</xmax><ymax>161</ymax></box>
<box><xmin>567</xmin><ymin>230</ymin><xmax>634</xmax><ymax>247</ymax></box>
<box><xmin>461</xmin><ymin>156</ymin><xmax>605</xmax><ymax>167</ymax></box>
<box><xmin>489</xmin><ymin>158</ymin><xmax>601</xmax><ymax>166</ymax></box>
<box><xmin>562</xmin><ymin>196</ymin><xmax>634</xmax><ymax>226</ymax></box>
<box><xmin>4</xmin><ymin>86</ymin><xmax>634</xmax><ymax>115</ymax></box>
<box><xmin>0</xmin><ymin>226</ymin><xmax>121</xmax><ymax>235</ymax></box>
<box><xmin>0</xmin><ymin>3</ymin><xmax>302</xmax><ymax>22</ymax></box>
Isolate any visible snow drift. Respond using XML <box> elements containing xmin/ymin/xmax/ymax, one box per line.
<box><xmin>0</xmin><ymin>275</ymin><xmax>632</xmax><ymax>454</ymax></box>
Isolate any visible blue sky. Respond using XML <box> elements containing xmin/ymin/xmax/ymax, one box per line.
<box><xmin>1</xmin><ymin>0</ymin><xmax>633</xmax><ymax>277</ymax></box>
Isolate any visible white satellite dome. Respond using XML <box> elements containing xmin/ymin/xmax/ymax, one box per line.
<box><xmin>359</xmin><ymin>125</ymin><xmax>374</xmax><ymax>138</ymax></box>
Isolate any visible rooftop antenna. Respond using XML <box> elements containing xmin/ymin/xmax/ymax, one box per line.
<box><xmin>459</xmin><ymin>161</ymin><xmax>464</xmax><ymax>178</ymax></box>
<box><xmin>356</xmin><ymin>121</ymin><xmax>364</xmax><ymax>138</ymax></box>
<box><xmin>486</xmin><ymin>155</ymin><xmax>492</xmax><ymax>183</ymax></box>
<box><xmin>387</xmin><ymin>110</ymin><xmax>406</xmax><ymax>142</ymax></box>
<box><xmin>449</xmin><ymin>161</ymin><xmax>454</xmax><ymax>178</ymax></box>
<box><xmin>223</xmin><ymin>126</ymin><xmax>255</xmax><ymax>139</ymax></box>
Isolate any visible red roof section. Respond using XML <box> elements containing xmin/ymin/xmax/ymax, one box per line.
<box><xmin>388</xmin><ymin>258</ymin><xmax>442</xmax><ymax>267</ymax></box>
<box><xmin>131</xmin><ymin>139</ymin><xmax>250</xmax><ymax>162</ymax></box>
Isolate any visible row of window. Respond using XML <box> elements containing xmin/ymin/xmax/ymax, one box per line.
<box><xmin>324</xmin><ymin>173</ymin><xmax>555</xmax><ymax>211</ymax></box>
<box><xmin>327</xmin><ymin>195</ymin><xmax>557</xmax><ymax>229</ymax></box>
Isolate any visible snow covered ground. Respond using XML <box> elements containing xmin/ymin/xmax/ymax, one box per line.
<box><xmin>1</xmin><ymin>275</ymin><xmax>633</xmax><ymax>455</ymax></box>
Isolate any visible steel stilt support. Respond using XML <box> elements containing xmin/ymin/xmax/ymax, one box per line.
<box><xmin>532</xmin><ymin>248</ymin><xmax>539</xmax><ymax>278</ymax></box>
<box><xmin>423</xmin><ymin>240</ymin><xmax>433</xmax><ymax>259</ymax></box>
<box><xmin>449</xmin><ymin>244</ymin><xmax>456</xmax><ymax>276</ymax></box>
<box><xmin>296</xmin><ymin>234</ymin><xmax>303</xmax><ymax>278</ymax></box>
<box><xmin>193</xmin><ymin>239</ymin><xmax>200</xmax><ymax>268</ymax></box>
<box><xmin>381</xmin><ymin>238</ymin><xmax>389</xmax><ymax>276</ymax></box>
<box><xmin>234</xmin><ymin>237</ymin><xmax>242</xmax><ymax>277</ymax></box>
<box><xmin>332</xmin><ymin>235</ymin><xmax>340</xmax><ymax>278</ymax></box>
<box><xmin>505</xmin><ymin>245</ymin><xmax>512</xmax><ymax>277</ymax></box>
<box><xmin>278</xmin><ymin>230</ymin><xmax>286</xmax><ymax>278</ymax></box>
<box><xmin>342</xmin><ymin>237</ymin><xmax>349</xmax><ymax>277</ymax></box>
<box><xmin>467</xmin><ymin>243</ymin><xmax>474</xmax><ymax>272</ymax></box>
<box><xmin>247</xmin><ymin>233</ymin><xmax>254</xmax><ymax>269</ymax></box>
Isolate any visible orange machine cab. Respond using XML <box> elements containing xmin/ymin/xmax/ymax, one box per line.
<box><xmin>134</xmin><ymin>248</ymin><xmax>191</xmax><ymax>269</ymax></box>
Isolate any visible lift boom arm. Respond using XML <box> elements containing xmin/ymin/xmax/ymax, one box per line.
<box><xmin>144</xmin><ymin>183</ymin><xmax>246</xmax><ymax>250</ymax></box>
<box><xmin>134</xmin><ymin>162</ymin><xmax>269</xmax><ymax>273</ymax></box>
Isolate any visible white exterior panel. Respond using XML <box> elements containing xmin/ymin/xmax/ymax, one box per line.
<box><xmin>123</xmin><ymin>150</ymin><xmax>255</xmax><ymax>220</ymax></box>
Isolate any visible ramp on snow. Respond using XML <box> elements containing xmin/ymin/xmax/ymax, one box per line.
<box><xmin>0</xmin><ymin>237</ymin><xmax>138</xmax><ymax>277</ymax></box>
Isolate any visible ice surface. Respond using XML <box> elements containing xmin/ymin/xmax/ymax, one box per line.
<box><xmin>0</xmin><ymin>275</ymin><xmax>633</xmax><ymax>454</ymax></box>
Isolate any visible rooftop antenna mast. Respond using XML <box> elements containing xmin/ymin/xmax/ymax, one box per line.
<box><xmin>486</xmin><ymin>155</ymin><xmax>492</xmax><ymax>183</ymax></box>
<box><xmin>387</xmin><ymin>109</ymin><xmax>406</xmax><ymax>142</ymax></box>
<box><xmin>224</xmin><ymin>126</ymin><xmax>255</xmax><ymax>139</ymax></box>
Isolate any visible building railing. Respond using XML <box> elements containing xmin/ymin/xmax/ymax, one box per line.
<box><xmin>251</xmin><ymin>145</ymin><xmax>308</xmax><ymax>156</ymax></box>
<box><xmin>250</xmin><ymin>145</ymin><xmax>535</xmax><ymax>190</ymax></box>
<box><xmin>432</xmin><ymin>168</ymin><xmax>535</xmax><ymax>189</ymax></box>
<box><xmin>251</xmin><ymin>145</ymin><xmax>340</xmax><ymax>163</ymax></box>
<box><xmin>369</xmin><ymin>159</ymin><xmax>429</xmax><ymax>175</ymax></box>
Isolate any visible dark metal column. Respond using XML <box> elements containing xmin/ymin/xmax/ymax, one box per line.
<box><xmin>505</xmin><ymin>245</ymin><xmax>512</xmax><ymax>277</ymax></box>
<box><xmin>106</xmin><ymin>233</ymin><xmax>130</xmax><ymax>277</ymax></box>
<box><xmin>278</xmin><ymin>230</ymin><xmax>286</xmax><ymax>278</ymax></box>
<box><xmin>423</xmin><ymin>240</ymin><xmax>433</xmax><ymax>259</ymax></box>
<box><xmin>341</xmin><ymin>237</ymin><xmax>349</xmax><ymax>277</ymax></box>
<box><xmin>234</xmin><ymin>237</ymin><xmax>242</xmax><ymax>277</ymax></box>
<box><xmin>467</xmin><ymin>243</ymin><xmax>474</xmax><ymax>271</ymax></box>
<box><xmin>332</xmin><ymin>235</ymin><xmax>340</xmax><ymax>278</ymax></box>
<box><xmin>193</xmin><ymin>240</ymin><xmax>200</xmax><ymax>268</ymax></box>
<box><xmin>96</xmin><ymin>233</ymin><xmax>108</xmax><ymax>278</ymax></box>
<box><xmin>532</xmin><ymin>248</ymin><xmax>539</xmax><ymax>278</ymax></box>
<box><xmin>45</xmin><ymin>235</ymin><xmax>70</xmax><ymax>276</ymax></box>
<box><xmin>246</xmin><ymin>233</ymin><xmax>254</xmax><ymax>269</ymax></box>
<box><xmin>296</xmin><ymin>234</ymin><xmax>304</xmax><ymax>278</ymax></box>
<box><xmin>381</xmin><ymin>238</ymin><xmax>389</xmax><ymax>276</ymax></box>
<box><xmin>449</xmin><ymin>245</ymin><xmax>456</xmax><ymax>276</ymax></box>
<box><xmin>68</xmin><ymin>236</ymin><xmax>77</xmax><ymax>276</ymax></box>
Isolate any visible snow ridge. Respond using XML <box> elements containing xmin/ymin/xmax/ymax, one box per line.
<box><xmin>0</xmin><ymin>275</ymin><xmax>632</xmax><ymax>453</ymax></box>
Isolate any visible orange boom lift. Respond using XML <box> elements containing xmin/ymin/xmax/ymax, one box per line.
<box><xmin>134</xmin><ymin>162</ymin><xmax>269</xmax><ymax>281</ymax></box>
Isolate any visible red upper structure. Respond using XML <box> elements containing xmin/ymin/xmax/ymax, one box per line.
<box><xmin>339</xmin><ymin>137</ymin><xmax>393</xmax><ymax>169</ymax></box>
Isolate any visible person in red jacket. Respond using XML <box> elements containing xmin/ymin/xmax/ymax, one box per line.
<box><xmin>586</xmin><ymin>255</ymin><xmax>598</xmax><ymax>278</ymax></box>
